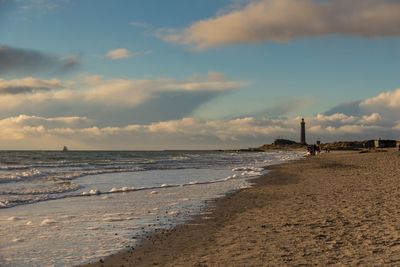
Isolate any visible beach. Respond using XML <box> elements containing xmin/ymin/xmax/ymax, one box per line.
<box><xmin>2</xmin><ymin>1</ymin><xmax>400</xmax><ymax>266</ymax></box>
<box><xmin>85</xmin><ymin>149</ymin><xmax>400</xmax><ymax>266</ymax></box>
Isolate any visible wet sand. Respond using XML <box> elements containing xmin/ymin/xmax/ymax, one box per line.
<box><xmin>84</xmin><ymin>149</ymin><xmax>400</xmax><ymax>266</ymax></box>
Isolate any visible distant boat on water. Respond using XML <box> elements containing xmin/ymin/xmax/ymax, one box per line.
<box><xmin>62</xmin><ymin>146</ymin><xmax>69</xmax><ymax>152</ymax></box>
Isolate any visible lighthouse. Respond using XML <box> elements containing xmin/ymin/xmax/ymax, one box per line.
<box><xmin>300</xmin><ymin>118</ymin><xmax>306</xmax><ymax>145</ymax></box>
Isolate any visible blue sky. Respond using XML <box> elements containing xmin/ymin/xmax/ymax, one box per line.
<box><xmin>0</xmin><ymin>0</ymin><xmax>399</xmax><ymax>149</ymax></box>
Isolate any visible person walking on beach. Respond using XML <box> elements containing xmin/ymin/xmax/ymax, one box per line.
<box><xmin>313</xmin><ymin>144</ymin><xmax>318</xmax><ymax>155</ymax></box>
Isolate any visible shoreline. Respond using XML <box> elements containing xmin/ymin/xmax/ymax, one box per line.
<box><xmin>81</xmin><ymin>156</ymin><xmax>304</xmax><ymax>267</ymax></box>
<box><xmin>83</xmin><ymin>149</ymin><xmax>400</xmax><ymax>266</ymax></box>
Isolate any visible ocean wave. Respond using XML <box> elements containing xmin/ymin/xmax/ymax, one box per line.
<box><xmin>0</xmin><ymin>150</ymin><xmax>304</xmax><ymax>209</ymax></box>
<box><xmin>232</xmin><ymin>166</ymin><xmax>264</xmax><ymax>172</ymax></box>
<box><xmin>0</xmin><ymin>165</ymin><xmax>32</xmax><ymax>170</ymax></box>
<box><xmin>0</xmin><ymin>169</ymin><xmax>45</xmax><ymax>183</ymax></box>
<box><xmin>0</xmin><ymin>182</ymin><xmax>81</xmax><ymax>195</ymax></box>
<box><xmin>171</xmin><ymin>156</ymin><xmax>191</xmax><ymax>160</ymax></box>
<box><xmin>0</xmin><ymin>162</ymin><xmax>92</xmax><ymax>170</ymax></box>
<box><xmin>0</xmin><ymin>167</ymin><xmax>147</xmax><ymax>183</ymax></box>
<box><xmin>0</xmin><ymin>173</ymin><xmax>252</xmax><ymax>208</ymax></box>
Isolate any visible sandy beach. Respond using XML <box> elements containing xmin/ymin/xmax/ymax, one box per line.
<box><xmin>84</xmin><ymin>149</ymin><xmax>400</xmax><ymax>266</ymax></box>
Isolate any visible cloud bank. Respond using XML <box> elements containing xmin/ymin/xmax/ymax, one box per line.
<box><xmin>0</xmin><ymin>74</ymin><xmax>398</xmax><ymax>149</ymax></box>
<box><xmin>159</xmin><ymin>0</ymin><xmax>400</xmax><ymax>49</ymax></box>
<box><xmin>0</xmin><ymin>73</ymin><xmax>245</xmax><ymax>124</ymax></box>
<box><xmin>0</xmin><ymin>109</ymin><xmax>398</xmax><ymax>150</ymax></box>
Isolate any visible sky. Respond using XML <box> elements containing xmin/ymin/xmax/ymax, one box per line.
<box><xmin>0</xmin><ymin>0</ymin><xmax>399</xmax><ymax>150</ymax></box>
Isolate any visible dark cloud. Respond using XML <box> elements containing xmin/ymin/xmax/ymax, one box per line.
<box><xmin>20</xmin><ymin>90</ymin><xmax>229</xmax><ymax>126</ymax></box>
<box><xmin>0</xmin><ymin>85</ymin><xmax>53</xmax><ymax>94</ymax></box>
<box><xmin>240</xmin><ymin>98</ymin><xmax>312</xmax><ymax>119</ymax></box>
<box><xmin>324</xmin><ymin>101</ymin><xmax>362</xmax><ymax>116</ymax></box>
<box><xmin>124</xmin><ymin>91</ymin><xmax>225</xmax><ymax>124</ymax></box>
<box><xmin>0</xmin><ymin>45</ymin><xmax>81</xmax><ymax>75</ymax></box>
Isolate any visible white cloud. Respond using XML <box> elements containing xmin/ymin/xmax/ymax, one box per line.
<box><xmin>308</xmin><ymin>124</ymin><xmax>384</xmax><ymax>136</ymax></box>
<box><xmin>10</xmin><ymin>114</ymin><xmax>92</xmax><ymax>127</ymax></box>
<box><xmin>159</xmin><ymin>0</ymin><xmax>400</xmax><ymax>50</ymax></box>
<box><xmin>106</xmin><ymin>48</ymin><xmax>134</xmax><ymax>60</ymax></box>
<box><xmin>354</xmin><ymin>89</ymin><xmax>400</xmax><ymax>122</ymax></box>
<box><xmin>361</xmin><ymin>89</ymin><xmax>400</xmax><ymax>109</ymax></box>
<box><xmin>0</xmin><ymin>114</ymin><xmax>92</xmax><ymax>140</ymax></box>
<box><xmin>314</xmin><ymin>113</ymin><xmax>357</xmax><ymax>123</ymax></box>
<box><xmin>360</xmin><ymin>113</ymin><xmax>382</xmax><ymax>124</ymax></box>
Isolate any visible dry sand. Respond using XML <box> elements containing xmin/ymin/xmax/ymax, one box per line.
<box><xmin>84</xmin><ymin>149</ymin><xmax>400</xmax><ymax>266</ymax></box>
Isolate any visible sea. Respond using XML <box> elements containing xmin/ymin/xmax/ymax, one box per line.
<box><xmin>0</xmin><ymin>150</ymin><xmax>304</xmax><ymax>266</ymax></box>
